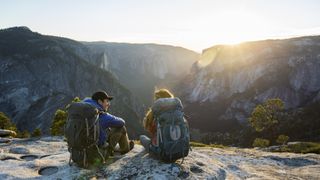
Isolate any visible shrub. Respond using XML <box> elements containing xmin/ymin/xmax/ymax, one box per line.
<box><xmin>0</xmin><ymin>112</ymin><xmax>17</xmax><ymax>132</ymax></box>
<box><xmin>32</xmin><ymin>128</ymin><xmax>42</xmax><ymax>137</ymax></box>
<box><xmin>0</xmin><ymin>112</ymin><xmax>11</xmax><ymax>129</ymax></box>
<box><xmin>252</xmin><ymin>138</ymin><xmax>270</xmax><ymax>148</ymax></box>
<box><xmin>50</xmin><ymin>109</ymin><xmax>67</xmax><ymax>136</ymax></box>
<box><xmin>276</xmin><ymin>134</ymin><xmax>289</xmax><ymax>145</ymax></box>
<box><xmin>51</xmin><ymin>97</ymin><xmax>81</xmax><ymax>136</ymax></box>
<box><xmin>190</xmin><ymin>141</ymin><xmax>225</xmax><ymax>148</ymax></box>
<box><xmin>274</xmin><ymin>142</ymin><xmax>320</xmax><ymax>154</ymax></box>
<box><xmin>249</xmin><ymin>98</ymin><xmax>284</xmax><ymax>133</ymax></box>
<box><xmin>17</xmin><ymin>130</ymin><xmax>30</xmax><ymax>138</ymax></box>
<box><xmin>72</xmin><ymin>97</ymin><xmax>81</xmax><ymax>103</ymax></box>
<box><xmin>65</xmin><ymin>96</ymin><xmax>81</xmax><ymax>109</ymax></box>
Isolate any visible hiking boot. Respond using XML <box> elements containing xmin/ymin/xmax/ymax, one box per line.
<box><xmin>129</xmin><ymin>140</ymin><xmax>135</xmax><ymax>151</ymax></box>
<box><xmin>107</xmin><ymin>146</ymin><xmax>114</xmax><ymax>156</ymax></box>
<box><xmin>139</xmin><ymin>135</ymin><xmax>151</xmax><ymax>152</ymax></box>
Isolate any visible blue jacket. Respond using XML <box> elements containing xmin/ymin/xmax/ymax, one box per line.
<box><xmin>82</xmin><ymin>98</ymin><xmax>125</xmax><ymax>146</ymax></box>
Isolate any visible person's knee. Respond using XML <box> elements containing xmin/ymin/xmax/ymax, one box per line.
<box><xmin>117</xmin><ymin>126</ymin><xmax>127</xmax><ymax>134</ymax></box>
<box><xmin>111</xmin><ymin>126</ymin><xmax>127</xmax><ymax>134</ymax></box>
<box><xmin>121</xmin><ymin>126</ymin><xmax>127</xmax><ymax>133</ymax></box>
<box><xmin>139</xmin><ymin>135</ymin><xmax>151</xmax><ymax>153</ymax></box>
<box><xmin>140</xmin><ymin>135</ymin><xmax>149</xmax><ymax>141</ymax></box>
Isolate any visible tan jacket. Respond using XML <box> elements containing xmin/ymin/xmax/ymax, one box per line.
<box><xmin>143</xmin><ymin>89</ymin><xmax>174</xmax><ymax>145</ymax></box>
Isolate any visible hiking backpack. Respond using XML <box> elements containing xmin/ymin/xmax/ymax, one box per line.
<box><xmin>64</xmin><ymin>102</ymin><xmax>105</xmax><ymax>168</ymax></box>
<box><xmin>150</xmin><ymin>97</ymin><xmax>190</xmax><ymax>162</ymax></box>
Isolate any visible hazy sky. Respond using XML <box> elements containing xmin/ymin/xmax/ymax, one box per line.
<box><xmin>1</xmin><ymin>0</ymin><xmax>320</xmax><ymax>52</ymax></box>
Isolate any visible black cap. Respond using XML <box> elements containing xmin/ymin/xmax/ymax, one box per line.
<box><xmin>92</xmin><ymin>91</ymin><xmax>113</xmax><ymax>101</ymax></box>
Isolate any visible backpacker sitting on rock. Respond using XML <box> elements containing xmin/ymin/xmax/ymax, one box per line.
<box><xmin>140</xmin><ymin>89</ymin><xmax>190</xmax><ymax>162</ymax></box>
<box><xmin>65</xmin><ymin>91</ymin><xmax>134</xmax><ymax>168</ymax></box>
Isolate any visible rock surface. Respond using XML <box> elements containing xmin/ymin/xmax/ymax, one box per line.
<box><xmin>0</xmin><ymin>138</ymin><xmax>11</xmax><ymax>143</ymax></box>
<box><xmin>0</xmin><ymin>129</ymin><xmax>17</xmax><ymax>137</ymax></box>
<box><xmin>1</xmin><ymin>137</ymin><xmax>319</xmax><ymax>179</ymax></box>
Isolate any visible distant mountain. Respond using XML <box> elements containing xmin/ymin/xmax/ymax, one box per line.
<box><xmin>0</xmin><ymin>27</ymin><xmax>144</xmax><ymax>136</ymax></box>
<box><xmin>179</xmin><ymin>36</ymin><xmax>320</xmax><ymax>138</ymax></box>
<box><xmin>84</xmin><ymin>42</ymin><xmax>199</xmax><ymax>105</ymax></box>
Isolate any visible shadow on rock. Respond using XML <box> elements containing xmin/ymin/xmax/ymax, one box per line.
<box><xmin>38</xmin><ymin>166</ymin><xmax>59</xmax><ymax>176</ymax></box>
<box><xmin>20</xmin><ymin>155</ymin><xmax>39</xmax><ymax>161</ymax></box>
<box><xmin>266</xmin><ymin>156</ymin><xmax>319</xmax><ymax>167</ymax></box>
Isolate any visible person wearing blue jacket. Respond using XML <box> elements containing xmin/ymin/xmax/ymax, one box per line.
<box><xmin>83</xmin><ymin>91</ymin><xmax>134</xmax><ymax>156</ymax></box>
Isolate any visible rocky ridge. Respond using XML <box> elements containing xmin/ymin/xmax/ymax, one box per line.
<box><xmin>0</xmin><ymin>27</ymin><xmax>144</xmax><ymax>135</ymax></box>
<box><xmin>180</xmin><ymin>36</ymin><xmax>320</xmax><ymax>132</ymax></box>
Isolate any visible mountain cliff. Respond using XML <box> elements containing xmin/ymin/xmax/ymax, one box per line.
<box><xmin>84</xmin><ymin>42</ymin><xmax>199</xmax><ymax>105</ymax></box>
<box><xmin>0</xmin><ymin>27</ymin><xmax>144</xmax><ymax>135</ymax></box>
<box><xmin>179</xmin><ymin>36</ymin><xmax>320</xmax><ymax>135</ymax></box>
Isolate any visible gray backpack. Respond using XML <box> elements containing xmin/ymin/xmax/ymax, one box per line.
<box><xmin>150</xmin><ymin>97</ymin><xmax>190</xmax><ymax>162</ymax></box>
<box><xmin>65</xmin><ymin>102</ymin><xmax>105</xmax><ymax>168</ymax></box>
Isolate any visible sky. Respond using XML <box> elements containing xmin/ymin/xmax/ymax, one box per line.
<box><xmin>1</xmin><ymin>0</ymin><xmax>320</xmax><ymax>52</ymax></box>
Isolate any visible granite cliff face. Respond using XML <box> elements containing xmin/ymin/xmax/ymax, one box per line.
<box><xmin>180</xmin><ymin>36</ymin><xmax>320</xmax><ymax>132</ymax></box>
<box><xmin>0</xmin><ymin>27</ymin><xmax>144</xmax><ymax>135</ymax></box>
<box><xmin>84</xmin><ymin>42</ymin><xmax>199</xmax><ymax>105</ymax></box>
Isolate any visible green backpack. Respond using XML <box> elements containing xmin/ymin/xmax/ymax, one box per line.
<box><xmin>150</xmin><ymin>97</ymin><xmax>190</xmax><ymax>162</ymax></box>
<box><xmin>65</xmin><ymin>102</ymin><xmax>105</xmax><ymax>168</ymax></box>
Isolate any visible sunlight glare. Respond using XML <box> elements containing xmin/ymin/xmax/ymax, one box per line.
<box><xmin>206</xmin><ymin>11</ymin><xmax>269</xmax><ymax>45</ymax></box>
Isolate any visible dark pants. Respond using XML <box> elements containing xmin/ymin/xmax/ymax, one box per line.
<box><xmin>106</xmin><ymin>126</ymin><xmax>130</xmax><ymax>155</ymax></box>
<box><xmin>91</xmin><ymin>126</ymin><xmax>131</xmax><ymax>167</ymax></box>
<box><xmin>72</xmin><ymin>126</ymin><xmax>131</xmax><ymax>168</ymax></box>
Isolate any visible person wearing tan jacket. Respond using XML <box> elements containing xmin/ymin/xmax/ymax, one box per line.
<box><xmin>140</xmin><ymin>89</ymin><xmax>174</xmax><ymax>152</ymax></box>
